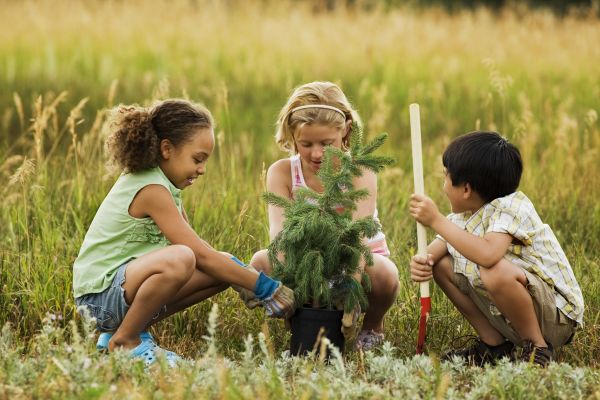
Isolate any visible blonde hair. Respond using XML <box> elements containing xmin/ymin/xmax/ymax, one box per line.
<box><xmin>275</xmin><ymin>81</ymin><xmax>360</xmax><ymax>154</ymax></box>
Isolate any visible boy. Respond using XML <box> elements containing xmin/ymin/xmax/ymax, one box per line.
<box><xmin>409</xmin><ymin>131</ymin><xmax>584</xmax><ymax>367</ymax></box>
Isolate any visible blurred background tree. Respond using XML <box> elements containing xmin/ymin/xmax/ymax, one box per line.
<box><xmin>313</xmin><ymin>0</ymin><xmax>598</xmax><ymax>15</ymax></box>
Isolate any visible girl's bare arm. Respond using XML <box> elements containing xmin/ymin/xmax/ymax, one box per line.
<box><xmin>266</xmin><ymin>159</ymin><xmax>293</xmax><ymax>241</ymax></box>
<box><xmin>131</xmin><ymin>184</ymin><xmax>258</xmax><ymax>289</ymax></box>
<box><xmin>352</xmin><ymin>168</ymin><xmax>378</xmax><ymax>220</ymax></box>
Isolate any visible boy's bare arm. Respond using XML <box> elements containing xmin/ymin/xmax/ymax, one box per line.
<box><xmin>432</xmin><ymin>218</ymin><xmax>512</xmax><ymax>268</ymax></box>
<box><xmin>410</xmin><ymin>194</ymin><xmax>512</xmax><ymax>268</ymax></box>
<box><xmin>427</xmin><ymin>238</ymin><xmax>449</xmax><ymax>265</ymax></box>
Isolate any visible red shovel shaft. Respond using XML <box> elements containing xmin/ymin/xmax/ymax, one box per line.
<box><xmin>416</xmin><ymin>296</ymin><xmax>431</xmax><ymax>354</ymax></box>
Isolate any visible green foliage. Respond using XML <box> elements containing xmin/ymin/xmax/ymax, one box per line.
<box><xmin>264</xmin><ymin>123</ymin><xmax>393</xmax><ymax>311</ymax></box>
<box><xmin>1</xmin><ymin>3</ymin><xmax>600</xmax><ymax>395</ymax></box>
<box><xmin>2</xmin><ymin>310</ymin><xmax>600</xmax><ymax>399</ymax></box>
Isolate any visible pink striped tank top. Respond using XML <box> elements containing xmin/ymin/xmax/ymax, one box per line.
<box><xmin>290</xmin><ymin>154</ymin><xmax>391</xmax><ymax>257</ymax></box>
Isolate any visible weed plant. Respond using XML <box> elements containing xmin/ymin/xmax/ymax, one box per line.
<box><xmin>1</xmin><ymin>306</ymin><xmax>599</xmax><ymax>399</ymax></box>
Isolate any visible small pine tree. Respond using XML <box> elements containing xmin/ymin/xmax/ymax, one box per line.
<box><xmin>264</xmin><ymin>122</ymin><xmax>394</xmax><ymax>313</ymax></box>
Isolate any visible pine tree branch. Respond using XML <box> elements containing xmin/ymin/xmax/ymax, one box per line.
<box><xmin>262</xmin><ymin>191</ymin><xmax>293</xmax><ymax>209</ymax></box>
<box><xmin>267</xmin><ymin>118</ymin><xmax>394</xmax><ymax>311</ymax></box>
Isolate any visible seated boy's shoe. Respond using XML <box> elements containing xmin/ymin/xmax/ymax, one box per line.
<box><xmin>442</xmin><ymin>338</ymin><xmax>514</xmax><ymax>366</ymax></box>
<box><xmin>129</xmin><ymin>340</ymin><xmax>182</xmax><ymax>368</ymax></box>
<box><xmin>519</xmin><ymin>340</ymin><xmax>553</xmax><ymax>367</ymax></box>
<box><xmin>96</xmin><ymin>331</ymin><xmax>154</xmax><ymax>351</ymax></box>
<box><xmin>353</xmin><ymin>330</ymin><xmax>384</xmax><ymax>352</ymax></box>
<box><xmin>263</xmin><ymin>284</ymin><xmax>296</xmax><ymax>319</ymax></box>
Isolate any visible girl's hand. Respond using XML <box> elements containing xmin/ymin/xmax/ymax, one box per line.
<box><xmin>409</xmin><ymin>194</ymin><xmax>442</xmax><ymax>227</ymax></box>
<box><xmin>341</xmin><ymin>304</ymin><xmax>361</xmax><ymax>339</ymax></box>
<box><xmin>410</xmin><ymin>254</ymin><xmax>434</xmax><ymax>282</ymax></box>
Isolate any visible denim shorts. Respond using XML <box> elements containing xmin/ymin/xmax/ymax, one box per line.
<box><xmin>75</xmin><ymin>262</ymin><xmax>167</xmax><ymax>332</ymax></box>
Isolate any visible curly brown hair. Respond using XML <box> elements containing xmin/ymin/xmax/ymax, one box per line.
<box><xmin>106</xmin><ymin>99</ymin><xmax>214</xmax><ymax>173</ymax></box>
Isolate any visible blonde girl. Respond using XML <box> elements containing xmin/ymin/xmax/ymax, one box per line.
<box><xmin>250</xmin><ymin>82</ymin><xmax>399</xmax><ymax>351</ymax></box>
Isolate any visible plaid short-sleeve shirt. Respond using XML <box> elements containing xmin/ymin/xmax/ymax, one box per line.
<box><xmin>439</xmin><ymin>191</ymin><xmax>584</xmax><ymax>324</ymax></box>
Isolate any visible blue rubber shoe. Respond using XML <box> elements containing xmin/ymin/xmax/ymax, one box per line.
<box><xmin>129</xmin><ymin>340</ymin><xmax>183</xmax><ymax>368</ymax></box>
<box><xmin>96</xmin><ymin>331</ymin><xmax>154</xmax><ymax>351</ymax></box>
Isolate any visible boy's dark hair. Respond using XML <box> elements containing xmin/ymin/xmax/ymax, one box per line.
<box><xmin>107</xmin><ymin>99</ymin><xmax>213</xmax><ymax>173</ymax></box>
<box><xmin>442</xmin><ymin>131</ymin><xmax>522</xmax><ymax>202</ymax></box>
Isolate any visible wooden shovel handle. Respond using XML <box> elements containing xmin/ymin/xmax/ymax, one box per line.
<box><xmin>409</xmin><ymin>103</ymin><xmax>430</xmax><ymax>299</ymax></box>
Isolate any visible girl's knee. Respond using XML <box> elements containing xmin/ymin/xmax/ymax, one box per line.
<box><xmin>165</xmin><ymin>245</ymin><xmax>196</xmax><ymax>280</ymax></box>
<box><xmin>370</xmin><ymin>257</ymin><xmax>399</xmax><ymax>297</ymax></box>
<box><xmin>386</xmin><ymin>275</ymin><xmax>400</xmax><ymax>298</ymax></box>
<box><xmin>250</xmin><ymin>249</ymin><xmax>272</xmax><ymax>274</ymax></box>
<box><xmin>174</xmin><ymin>245</ymin><xmax>196</xmax><ymax>266</ymax></box>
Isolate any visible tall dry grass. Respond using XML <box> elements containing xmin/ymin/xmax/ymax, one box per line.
<box><xmin>0</xmin><ymin>0</ymin><xmax>599</xmax><ymax>374</ymax></box>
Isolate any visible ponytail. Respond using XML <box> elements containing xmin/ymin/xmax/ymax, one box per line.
<box><xmin>106</xmin><ymin>105</ymin><xmax>160</xmax><ymax>173</ymax></box>
<box><xmin>106</xmin><ymin>99</ymin><xmax>213</xmax><ymax>173</ymax></box>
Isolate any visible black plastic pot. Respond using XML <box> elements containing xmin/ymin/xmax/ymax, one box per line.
<box><xmin>290</xmin><ymin>306</ymin><xmax>344</xmax><ymax>356</ymax></box>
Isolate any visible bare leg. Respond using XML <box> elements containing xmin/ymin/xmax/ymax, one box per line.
<box><xmin>361</xmin><ymin>254</ymin><xmax>399</xmax><ymax>332</ymax></box>
<box><xmin>109</xmin><ymin>245</ymin><xmax>197</xmax><ymax>351</ymax></box>
<box><xmin>153</xmin><ymin>272</ymin><xmax>229</xmax><ymax>323</ymax></box>
<box><xmin>479</xmin><ymin>259</ymin><xmax>546</xmax><ymax>347</ymax></box>
<box><xmin>433</xmin><ymin>256</ymin><xmax>505</xmax><ymax>346</ymax></box>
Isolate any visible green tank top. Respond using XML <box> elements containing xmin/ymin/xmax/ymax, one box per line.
<box><xmin>73</xmin><ymin>167</ymin><xmax>182</xmax><ymax>298</ymax></box>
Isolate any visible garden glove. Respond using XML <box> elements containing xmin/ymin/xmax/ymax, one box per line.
<box><xmin>234</xmin><ymin>283</ymin><xmax>262</xmax><ymax>309</ymax></box>
<box><xmin>340</xmin><ymin>304</ymin><xmax>361</xmax><ymax>340</ymax></box>
<box><xmin>262</xmin><ymin>283</ymin><xmax>296</xmax><ymax>319</ymax></box>
<box><xmin>229</xmin><ymin>256</ymin><xmax>262</xmax><ymax>309</ymax></box>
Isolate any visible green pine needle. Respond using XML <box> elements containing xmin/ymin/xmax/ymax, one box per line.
<box><xmin>266</xmin><ymin>121</ymin><xmax>394</xmax><ymax>310</ymax></box>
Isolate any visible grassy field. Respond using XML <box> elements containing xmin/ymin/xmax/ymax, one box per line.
<box><xmin>1</xmin><ymin>0</ymin><xmax>600</xmax><ymax>398</ymax></box>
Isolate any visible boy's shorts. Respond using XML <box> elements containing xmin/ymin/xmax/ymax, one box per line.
<box><xmin>75</xmin><ymin>262</ymin><xmax>167</xmax><ymax>332</ymax></box>
<box><xmin>452</xmin><ymin>269</ymin><xmax>576</xmax><ymax>348</ymax></box>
